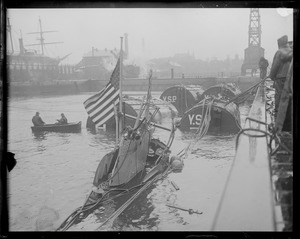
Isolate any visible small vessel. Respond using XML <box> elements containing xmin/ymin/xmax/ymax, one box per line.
<box><xmin>179</xmin><ymin>99</ymin><xmax>241</xmax><ymax>135</ymax></box>
<box><xmin>57</xmin><ymin>43</ymin><xmax>181</xmax><ymax>230</ymax></box>
<box><xmin>57</xmin><ymin>75</ymin><xmax>179</xmax><ymax>231</ymax></box>
<box><xmin>160</xmin><ymin>85</ymin><xmax>205</xmax><ymax>116</ymax></box>
<box><xmin>31</xmin><ymin>121</ymin><xmax>82</xmax><ymax>133</ymax></box>
<box><xmin>160</xmin><ymin>83</ymin><xmax>242</xmax><ymax>135</ymax></box>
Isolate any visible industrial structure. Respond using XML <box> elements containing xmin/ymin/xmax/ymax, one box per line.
<box><xmin>241</xmin><ymin>8</ymin><xmax>265</xmax><ymax>76</ymax></box>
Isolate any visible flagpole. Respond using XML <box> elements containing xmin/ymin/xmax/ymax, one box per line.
<box><xmin>119</xmin><ymin>36</ymin><xmax>124</xmax><ymax>137</ymax></box>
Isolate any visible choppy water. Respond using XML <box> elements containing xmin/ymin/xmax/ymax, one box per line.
<box><xmin>7</xmin><ymin>92</ymin><xmax>250</xmax><ymax>231</ymax></box>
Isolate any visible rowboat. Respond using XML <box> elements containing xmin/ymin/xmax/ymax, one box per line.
<box><xmin>57</xmin><ymin>71</ymin><xmax>180</xmax><ymax>231</ymax></box>
<box><xmin>31</xmin><ymin>121</ymin><xmax>82</xmax><ymax>133</ymax></box>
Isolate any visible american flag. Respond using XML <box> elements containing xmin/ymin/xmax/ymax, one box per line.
<box><xmin>83</xmin><ymin>58</ymin><xmax>120</xmax><ymax>127</ymax></box>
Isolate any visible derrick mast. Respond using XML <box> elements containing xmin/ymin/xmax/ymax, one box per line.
<box><xmin>241</xmin><ymin>8</ymin><xmax>265</xmax><ymax>76</ymax></box>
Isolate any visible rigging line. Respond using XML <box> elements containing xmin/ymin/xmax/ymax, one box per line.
<box><xmin>155</xmin><ymin>121</ymin><xmax>176</xmax><ymax>165</ymax></box>
<box><xmin>58</xmin><ymin>188</ymin><xmax>113</xmax><ymax>231</ymax></box>
<box><xmin>96</xmin><ymin>172</ymin><xmax>162</xmax><ymax>230</ymax></box>
<box><xmin>225</xmin><ymin>77</ymin><xmax>268</xmax><ymax>106</ymax></box>
<box><xmin>58</xmin><ymin>179</ymin><xmax>146</xmax><ymax>231</ymax></box>
<box><xmin>178</xmin><ymin>97</ymin><xmax>213</xmax><ymax>159</ymax></box>
<box><xmin>58</xmin><ymin>173</ymin><xmax>153</xmax><ymax>231</ymax></box>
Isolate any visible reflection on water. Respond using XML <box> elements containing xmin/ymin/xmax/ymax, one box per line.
<box><xmin>32</xmin><ymin>132</ymin><xmax>47</xmax><ymax>140</ymax></box>
<box><xmin>8</xmin><ymin>94</ymin><xmax>249</xmax><ymax>231</ymax></box>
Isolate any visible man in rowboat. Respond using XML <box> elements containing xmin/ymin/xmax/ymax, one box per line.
<box><xmin>56</xmin><ymin>113</ymin><xmax>68</xmax><ymax>124</ymax></box>
<box><xmin>32</xmin><ymin>112</ymin><xmax>45</xmax><ymax>126</ymax></box>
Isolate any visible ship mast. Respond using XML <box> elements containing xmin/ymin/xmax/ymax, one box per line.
<box><xmin>119</xmin><ymin>36</ymin><xmax>124</xmax><ymax>138</ymax></box>
<box><xmin>26</xmin><ymin>16</ymin><xmax>63</xmax><ymax>55</ymax></box>
<box><xmin>7</xmin><ymin>17</ymin><xmax>14</xmax><ymax>54</ymax></box>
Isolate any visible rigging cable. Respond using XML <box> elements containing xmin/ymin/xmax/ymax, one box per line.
<box><xmin>177</xmin><ymin>96</ymin><xmax>214</xmax><ymax>159</ymax></box>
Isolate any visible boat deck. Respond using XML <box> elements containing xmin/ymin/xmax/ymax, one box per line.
<box><xmin>211</xmin><ymin>83</ymin><xmax>293</xmax><ymax>231</ymax></box>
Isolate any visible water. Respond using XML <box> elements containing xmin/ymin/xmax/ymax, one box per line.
<box><xmin>7</xmin><ymin>92</ymin><xmax>250</xmax><ymax>231</ymax></box>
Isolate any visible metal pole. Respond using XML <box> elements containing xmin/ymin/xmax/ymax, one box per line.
<box><xmin>114</xmin><ymin>105</ymin><xmax>119</xmax><ymax>143</ymax></box>
<box><xmin>38</xmin><ymin>17</ymin><xmax>44</xmax><ymax>55</ymax></box>
<box><xmin>119</xmin><ymin>37</ymin><xmax>123</xmax><ymax>135</ymax></box>
<box><xmin>7</xmin><ymin>17</ymin><xmax>14</xmax><ymax>53</ymax></box>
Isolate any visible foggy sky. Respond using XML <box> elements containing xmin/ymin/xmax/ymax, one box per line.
<box><xmin>7</xmin><ymin>8</ymin><xmax>293</xmax><ymax>65</ymax></box>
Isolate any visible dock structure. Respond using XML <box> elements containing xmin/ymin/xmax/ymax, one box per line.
<box><xmin>9</xmin><ymin>76</ymin><xmax>261</xmax><ymax>97</ymax></box>
<box><xmin>211</xmin><ymin>82</ymin><xmax>293</xmax><ymax>231</ymax></box>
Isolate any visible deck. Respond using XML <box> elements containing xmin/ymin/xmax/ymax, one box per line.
<box><xmin>211</xmin><ymin>82</ymin><xmax>293</xmax><ymax>231</ymax></box>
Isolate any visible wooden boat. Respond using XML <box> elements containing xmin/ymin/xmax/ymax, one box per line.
<box><xmin>31</xmin><ymin>121</ymin><xmax>82</xmax><ymax>133</ymax></box>
<box><xmin>57</xmin><ymin>70</ymin><xmax>180</xmax><ymax>231</ymax></box>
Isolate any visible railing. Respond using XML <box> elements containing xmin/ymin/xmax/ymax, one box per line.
<box><xmin>211</xmin><ymin>84</ymin><xmax>279</xmax><ymax>231</ymax></box>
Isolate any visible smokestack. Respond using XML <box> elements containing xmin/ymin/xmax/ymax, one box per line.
<box><xmin>124</xmin><ymin>33</ymin><xmax>128</xmax><ymax>59</ymax></box>
<box><xmin>19</xmin><ymin>38</ymin><xmax>24</xmax><ymax>55</ymax></box>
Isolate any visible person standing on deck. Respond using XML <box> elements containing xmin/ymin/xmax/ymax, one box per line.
<box><xmin>269</xmin><ymin>35</ymin><xmax>293</xmax><ymax>119</ymax></box>
<box><xmin>259</xmin><ymin>57</ymin><xmax>269</xmax><ymax>79</ymax></box>
<box><xmin>32</xmin><ymin>112</ymin><xmax>45</xmax><ymax>126</ymax></box>
<box><xmin>275</xmin><ymin>58</ymin><xmax>293</xmax><ymax>133</ymax></box>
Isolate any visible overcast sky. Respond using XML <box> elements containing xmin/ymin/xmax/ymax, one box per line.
<box><xmin>7</xmin><ymin>8</ymin><xmax>293</xmax><ymax>65</ymax></box>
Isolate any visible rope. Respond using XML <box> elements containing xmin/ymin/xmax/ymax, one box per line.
<box><xmin>235</xmin><ymin>118</ymin><xmax>292</xmax><ymax>155</ymax></box>
<box><xmin>95</xmin><ymin>175</ymin><xmax>158</xmax><ymax>230</ymax></box>
<box><xmin>96</xmin><ymin>164</ymin><xmax>173</xmax><ymax>230</ymax></box>
<box><xmin>225</xmin><ymin>76</ymin><xmax>269</xmax><ymax>106</ymax></box>
<box><xmin>57</xmin><ymin>107</ymin><xmax>177</xmax><ymax>231</ymax></box>
<box><xmin>177</xmin><ymin>96</ymin><xmax>214</xmax><ymax>159</ymax></box>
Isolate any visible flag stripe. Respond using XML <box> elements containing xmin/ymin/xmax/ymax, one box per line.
<box><xmin>83</xmin><ymin>88</ymin><xmax>105</xmax><ymax>106</ymax></box>
<box><xmin>86</xmin><ymin>89</ymin><xmax>119</xmax><ymax>119</ymax></box>
<box><xmin>88</xmin><ymin>93</ymin><xmax>119</xmax><ymax>121</ymax></box>
<box><xmin>83</xmin><ymin>57</ymin><xmax>121</xmax><ymax>127</ymax></box>
<box><xmin>85</xmin><ymin>84</ymin><xmax>117</xmax><ymax>114</ymax></box>
<box><xmin>93</xmin><ymin>104</ymin><xmax>117</xmax><ymax>126</ymax></box>
<box><xmin>88</xmin><ymin>91</ymin><xmax>119</xmax><ymax>126</ymax></box>
<box><xmin>84</xmin><ymin>87</ymin><xmax>109</xmax><ymax>109</ymax></box>
<box><xmin>94</xmin><ymin>112</ymin><xmax>114</xmax><ymax>127</ymax></box>
<box><xmin>92</xmin><ymin>96</ymin><xmax>119</xmax><ymax>123</ymax></box>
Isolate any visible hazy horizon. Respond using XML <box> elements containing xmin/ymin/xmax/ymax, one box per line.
<box><xmin>7</xmin><ymin>8</ymin><xmax>293</xmax><ymax>65</ymax></box>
